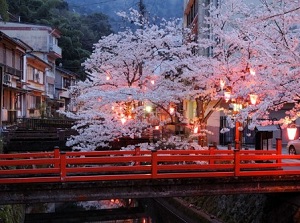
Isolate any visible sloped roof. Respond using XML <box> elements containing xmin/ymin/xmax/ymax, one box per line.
<box><xmin>255</xmin><ymin>125</ymin><xmax>280</xmax><ymax>132</ymax></box>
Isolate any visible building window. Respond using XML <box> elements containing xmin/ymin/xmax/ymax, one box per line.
<box><xmin>47</xmin><ymin>83</ymin><xmax>54</xmax><ymax>95</ymax></box>
<box><xmin>0</xmin><ymin>46</ymin><xmax>3</xmax><ymax>64</ymax></box>
<box><xmin>186</xmin><ymin>0</ymin><xmax>198</xmax><ymax>27</ymax></box>
<box><xmin>6</xmin><ymin>48</ymin><xmax>13</xmax><ymax>67</ymax></box>
<box><xmin>28</xmin><ymin>95</ymin><xmax>41</xmax><ymax>109</ymax></box>
<box><xmin>27</xmin><ymin>66</ymin><xmax>44</xmax><ymax>83</ymax></box>
<box><xmin>62</xmin><ymin>77</ymin><xmax>71</xmax><ymax>88</ymax></box>
<box><xmin>15</xmin><ymin>51</ymin><xmax>22</xmax><ymax>71</ymax></box>
<box><xmin>3</xmin><ymin>90</ymin><xmax>10</xmax><ymax>109</ymax></box>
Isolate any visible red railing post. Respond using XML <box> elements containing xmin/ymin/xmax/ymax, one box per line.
<box><xmin>209</xmin><ymin>145</ymin><xmax>216</xmax><ymax>164</ymax></box>
<box><xmin>54</xmin><ymin>146</ymin><xmax>60</xmax><ymax>168</ymax></box>
<box><xmin>135</xmin><ymin>146</ymin><xmax>140</xmax><ymax>166</ymax></box>
<box><xmin>234</xmin><ymin>149</ymin><xmax>240</xmax><ymax>176</ymax></box>
<box><xmin>151</xmin><ymin>149</ymin><xmax>158</xmax><ymax>178</ymax></box>
<box><xmin>235</xmin><ymin>141</ymin><xmax>240</xmax><ymax>151</ymax></box>
<box><xmin>60</xmin><ymin>152</ymin><xmax>67</xmax><ymax>182</ymax></box>
<box><xmin>235</xmin><ymin>121</ymin><xmax>241</xmax><ymax>150</ymax></box>
<box><xmin>276</xmin><ymin>138</ymin><xmax>282</xmax><ymax>165</ymax></box>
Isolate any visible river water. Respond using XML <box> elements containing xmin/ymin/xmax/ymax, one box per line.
<box><xmin>24</xmin><ymin>198</ymin><xmax>213</xmax><ymax>223</ymax></box>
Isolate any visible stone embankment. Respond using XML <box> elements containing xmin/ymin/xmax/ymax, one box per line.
<box><xmin>182</xmin><ymin>193</ymin><xmax>300</xmax><ymax>223</ymax></box>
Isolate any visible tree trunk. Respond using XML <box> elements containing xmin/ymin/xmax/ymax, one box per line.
<box><xmin>196</xmin><ymin>98</ymin><xmax>207</xmax><ymax>146</ymax></box>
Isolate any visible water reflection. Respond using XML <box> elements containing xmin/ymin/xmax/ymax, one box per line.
<box><xmin>25</xmin><ymin>199</ymin><xmax>151</xmax><ymax>223</ymax></box>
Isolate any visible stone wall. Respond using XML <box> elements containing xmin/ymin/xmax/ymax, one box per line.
<box><xmin>183</xmin><ymin>193</ymin><xmax>300</xmax><ymax>223</ymax></box>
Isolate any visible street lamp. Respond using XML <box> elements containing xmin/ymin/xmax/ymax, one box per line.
<box><xmin>287</xmin><ymin>124</ymin><xmax>297</xmax><ymax>140</ymax></box>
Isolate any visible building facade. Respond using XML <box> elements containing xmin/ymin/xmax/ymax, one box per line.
<box><xmin>183</xmin><ymin>0</ymin><xmax>222</xmax><ymax>145</ymax></box>
<box><xmin>0</xmin><ymin>31</ymin><xmax>30</xmax><ymax>125</ymax></box>
<box><xmin>0</xmin><ymin>22</ymin><xmax>77</xmax><ymax>122</ymax></box>
<box><xmin>183</xmin><ymin>0</ymin><xmax>292</xmax><ymax>146</ymax></box>
<box><xmin>54</xmin><ymin>66</ymin><xmax>77</xmax><ymax>115</ymax></box>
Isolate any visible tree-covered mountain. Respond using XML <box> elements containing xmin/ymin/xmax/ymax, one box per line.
<box><xmin>65</xmin><ymin>0</ymin><xmax>183</xmax><ymax>31</ymax></box>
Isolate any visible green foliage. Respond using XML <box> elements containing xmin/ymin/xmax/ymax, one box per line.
<box><xmin>6</xmin><ymin>0</ymin><xmax>113</xmax><ymax>80</ymax></box>
<box><xmin>0</xmin><ymin>0</ymin><xmax>9</xmax><ymax>21</ymax></box>
<box><xmin>0</xmin><ymin>204</ymin><xmax>25</xmax><ymax>223</ymax></box>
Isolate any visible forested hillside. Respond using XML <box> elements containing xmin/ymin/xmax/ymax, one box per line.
<box><xmin>4</xmin><ymin>0</ymin><xmax>113</xmax><ymax>79</ymax></box>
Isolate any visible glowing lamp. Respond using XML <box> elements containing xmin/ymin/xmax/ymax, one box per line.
<box><xmin>249</xmin><ymin>94</ymin><xmax>258</xmax><ymax>105</ymax></box>
<box><xmin>145</xmin><ymin>105</ymin><xmax>152</xmax><ymax>113</ymax></box>
<box><xmin>224</xmin><ymin>91</ymin><xmax>231</xmax><ymax>102</ymax></box>
<box><xmin>151</xmin><ymin>80</ymin><xmax>155</xmax><ymax>85</ymax></box>
<box><xmin>193</xmin><ymin>126</ymin><xmax>198</xmax><ymax>134</ymax></box>
<box><xmin>232</xmin><ymin>103</ymin><xmax>242</xmax><ymax>112</ymax></box>
<box><xmin>155</xmin><ymin>126</ymin><xmax>160</xmax><ymax>130</ymax></box>
<box><xmin>220</xmin><ymin>80</ymin><xmax>225</xmax><ymax>91</ymax></box>
<box><xmin>121</xmin><ymin>117</ymin><xmax>126</xmax><ymax>125</ymax></box>
<box><xmin>169</xmin><ymin>107</ymin><xmax>175</xmax><ymax>115</ymax></box>
<box><xmin>287</xmin><ymin>124</ymin><xmax>297</xmax><ymax>140</ymax></box>
<box><xmin>249</xmin><ymin>68</ymin><xmax>256</xmax><ymax>76</ymax></box>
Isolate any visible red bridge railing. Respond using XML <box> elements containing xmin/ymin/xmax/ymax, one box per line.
<box><xmin>1</xmin><ymin>145</ymin><xmax>300</xmax><ymax>184</ymax></box>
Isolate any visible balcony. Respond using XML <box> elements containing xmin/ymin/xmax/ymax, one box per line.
<box><xmin>49</xmin><ymin>44</ymin><xmax>62</xmax><ymax>58</ymax></box>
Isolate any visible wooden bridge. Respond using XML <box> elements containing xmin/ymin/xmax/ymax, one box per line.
<box><xmin>1</xmin><ymin>141</ymin><xmax>300</xmax><ymax>204</ymax></box>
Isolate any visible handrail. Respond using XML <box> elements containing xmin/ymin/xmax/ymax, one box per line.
<box><xmin>1</xmin><ymin>147</ymin><xmax>300</xmax><ymax>184</ymax></box>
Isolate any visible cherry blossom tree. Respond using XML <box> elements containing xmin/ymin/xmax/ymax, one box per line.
<box><xmin>65</xmin><ymin>1</ymin><xmax>300</xmax><ymax>151</ymax></box>
<box><xmin>64</xmin><ymin>10</ymin><xmax>212</xmax><ymax>151</ymax></box>
<box><xmin>196</xmin><ymin>0</ymin><xmax>300</xmax><ymax>129</ymax></box>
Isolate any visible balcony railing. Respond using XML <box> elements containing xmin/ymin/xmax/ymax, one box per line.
<box><xmin>4</xmin><ymin>65</ymin><xmax>22</xmax><ymax>78</ymax></box>
<box><xmin>15</xmin><ymin>118</ymin><xmax>74</xmax><ymax>130</ymax></box>
<box><xmin>49</xmin><ymin>44</ymin><xmax>62</xmax><ymax>57</ymax></box>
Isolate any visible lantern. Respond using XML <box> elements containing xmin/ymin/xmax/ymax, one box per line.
<box><xmin>249</xmin><ymin>94</ymin><xmax>258</xmax><ymax>105</ymax></box>
<box><xmin>145</xmin><ymin>105</ymin><xmax>152</xmax><ymax>113</ymax></box>
<box><xmin>249</xmin><ymin>68</ymin><xmax>256</xmax><ymax>76</ymax></box>
<box><xmin>169</xmin><ymin>107</ymin><xmax>175</xmax><ymax>115</ymax></box>
<box><xmin>220</xmin><ymin>79</ymin><xmax>225</xmax><ymax>91</ymax></box>
<box><xmin>121</xmin><ymin>117</ymin><xmax>126</xmax><ymax>125</ymax></box>
<box><xmin>224</xmin><ymin>91</ymin><xmax>231</xmax><ymax>102</ymax></box>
